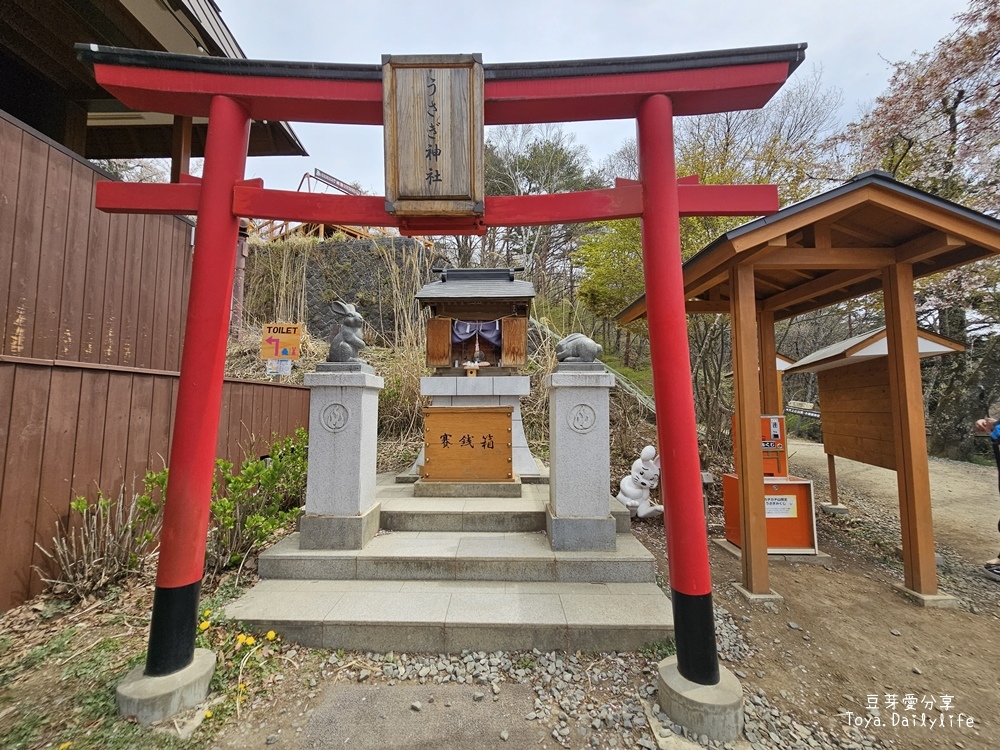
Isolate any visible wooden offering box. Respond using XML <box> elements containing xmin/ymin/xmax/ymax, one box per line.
<box><xmin>422</xmin><ymin>406</ymin><xmax>513</xmax><ymax>482</ymax></box>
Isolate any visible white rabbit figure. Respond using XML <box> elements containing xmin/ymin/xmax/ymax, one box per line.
<box><xmin>616</xmin><ymin>445</ymin><xmax>664</xmax><ymax>519</ymax></box>
<box><xmin>326</xmin><ymin>300</ymin><xmax>367</xmax><ymax>363</ymax></box>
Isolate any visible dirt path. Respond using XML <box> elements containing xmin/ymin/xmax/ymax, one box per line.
<box><xmin>787</xmin><ymin>438</ymin><xmax>1000</xmax><ymax>564</ymax></box>
<box><xmin>698</xmin><ymin>438</ymin><xmax>1000</xmax><ymax>750</ymax></box>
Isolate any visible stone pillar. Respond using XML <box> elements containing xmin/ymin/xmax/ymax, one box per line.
<box><xmin>300</xmin><ymin>363</ymin><xmax>383</xmax><ymax>549</ymax></box>
<box><xmin>545</xmin><ymin>364</ymin><xmax>616</xmax><ymax>551</ymax></box>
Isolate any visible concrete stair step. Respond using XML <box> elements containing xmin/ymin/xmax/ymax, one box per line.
<box><xmin>258</xmin><ymin>531</ymin><xmax>656</xmax><ymax>584</ymax></box>
<box><xmin>375</xmin><ymin>481</ymin><xmax>632</xmax><ymax>534</ymax></box>
<box><xmin>380</xmin><ymin>496</ymin><xmax>547</xmax><ymax>532</ymax></box>
<box><xmin>224</xmin><ymin>579</ymin><xmax>674</xmax><ymax>653</ymax></box>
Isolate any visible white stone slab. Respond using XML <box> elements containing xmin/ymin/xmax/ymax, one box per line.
<box><xmin>493</xmin><ymin>376</ymin><xmax>531</xmax><ymax>396</ymax></box>
<box><xmin>455</xmin><ymin>376</ymin><xmax>497</xmax><ymax>396</ymax></box>
<box><xmin>546</xmin><ymin>371</ymin><xmax>615</xmax><ymax>389</ymax></box>
<box><xmin>419</xmin><ymin>377</ymin><xmax>457</xmax><ymax>396</ymax></box>
<box><xmin>547</xmin><ymin>369</ymin><xmax>614</xmax><ymax>521</ymax></box>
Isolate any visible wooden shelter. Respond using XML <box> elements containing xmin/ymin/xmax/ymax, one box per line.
<box><xmin>619</xmin><ymin>170</ymin><xmax>1000</xmax><ymax>601</ymax></box>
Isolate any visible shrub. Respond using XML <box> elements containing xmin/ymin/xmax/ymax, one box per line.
<box><xmin>206</xmin><ymin>428</ymin><xmax>308</xmax><ymax>574</ymax></box>
<box><xmin>35</xmin><ymin>470</ymin><xmax>166</xmax><ymax>600</ymax></box>
<box><xmin>37</xmin><ymin>430</ymin><xmax>309</xmax><ymax>597</ymax></box>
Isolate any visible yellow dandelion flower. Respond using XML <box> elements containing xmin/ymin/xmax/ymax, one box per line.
<box><xmin>239</xmin><ymin>682</ymin><xmax>246</xmax><ymax>691</ymax></box>
<box><xmin>236</xmin><ymin>633</ymin><xmax>247</xmax><ymax>644</ymax></box>
<box><xmin>199</xmin><ymin>621</ymin><xmax>210</xmax><ymax>631</ymax></box>
<box><xmin>203</xmin><ymin>609</ymin><xmax>212</xmax><ymax>618</ymax></box>
<box><xmin>58</xmin><ymin>743</ymin><xmax>72</xmax><ymax>750</ymax></box>
<box><xmin>266</xmin><ymin>630</ymin><xmax>276</xmax><ymax>641</ymax></box>
<box><xmin>245</xmin><ymin>636</ymin><xmax>256</xmax><ymax>646</ymax></box>
<box><xmin>204</xmin><ymin>710</ymin><xmax>213</xmax><ymax>719</ymax></box>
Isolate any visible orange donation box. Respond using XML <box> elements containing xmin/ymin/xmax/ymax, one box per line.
<box><xmin>421</xmin><ymin>406</ymin><xmax>514</xmax><ymax>482</ymax></box>
<box><xmin>723</xmin><ymin>415</ymin><xmax>817</xmax><ymax>554</ymax></box>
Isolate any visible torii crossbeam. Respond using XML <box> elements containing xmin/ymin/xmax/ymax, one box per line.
<box><xmin>78</xmin><ymin>42</ymin><xmax>806</xmax><ymax>689</ymax></box>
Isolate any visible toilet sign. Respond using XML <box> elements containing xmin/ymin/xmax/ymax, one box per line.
<box><xmin>260</xmin><ymin>323</ymin><xmax>302</xmax><ymax>360</ymax></box>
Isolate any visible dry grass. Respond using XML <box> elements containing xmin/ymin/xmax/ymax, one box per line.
<box><xmin>242</xmin><ymin>237</ymin><xmax>323</xmax><ymax>325</ymax></box>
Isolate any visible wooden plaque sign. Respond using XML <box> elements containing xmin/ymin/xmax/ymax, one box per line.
<box><xmin>421</xmin><ymin>406</ymin><xmax>513</xmax><ymax>482</ymax></box>
<box><xmin>383</xmin><ymin>54</ymin><xmax>484</xmax><ymax>217</ymax></box>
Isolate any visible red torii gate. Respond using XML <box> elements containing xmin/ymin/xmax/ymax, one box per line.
<box><xmin>78</xmin><ymin>42</ymin><xmax>806</xmax><ymax>688</ymax></box>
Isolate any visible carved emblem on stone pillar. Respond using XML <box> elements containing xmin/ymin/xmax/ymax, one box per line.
<box><xmin>568</xmin><ymin>404</ymin><xmax>597</xmax><ymax>434</ymax></box>
<box><xmin>320</xmin><ymin>403</ymin><xmax>350</xmax><ymax>433</ymax></box>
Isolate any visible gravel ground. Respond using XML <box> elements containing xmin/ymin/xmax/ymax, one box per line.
<box><xmin>212</xmin><ymin>601</ymin><xmax>894</xmax><ymax>750</ymax></box>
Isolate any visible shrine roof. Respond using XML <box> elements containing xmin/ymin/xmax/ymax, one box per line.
<box><xmin>415</xmin><ymin>269</ymin><xmax>535</xmax><ymax>303</ymax></box>
<box><xmin>618</xmin><ymin>171</ymin><xmax>1000</xmax><ymax>324</ymax></box>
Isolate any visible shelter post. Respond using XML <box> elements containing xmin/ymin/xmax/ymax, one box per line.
<box><xmin>146</xmin><ymin>94</ymin><xmax>251</xmax><ymax>675</ymax></box>
<box><xmin>827</xmin><ymin>453</ymin><xmax>840</xmax><ymax>506</ymax></box>
<box><xmin>730</xmin><ymin>264</ymin><xmax>770</xmax><ymax>593</ymax></box>
<box><xmin>757</xmin><ymin>310</ymin><xmax>780</xmax><ymax>414</ymax></box>
<box><xmin>170</xmin><ymin>115</ymin><xmax>193</xmax><ymax>183</ymax></box>
<box><xmin>637</xmin><ymin>93</ymin><xmax>719</xmax><ymax>686</ymax></box>
<box><xmin>882</xmin><ymin>263</ymin><xmax>938</xmax><ymax>594</ymax></box>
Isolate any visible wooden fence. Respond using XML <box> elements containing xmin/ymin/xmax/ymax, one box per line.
<box><xmin>0</xmin><ymin>110</ymin><xmax>310</xmax><ymax>611</ymax></box>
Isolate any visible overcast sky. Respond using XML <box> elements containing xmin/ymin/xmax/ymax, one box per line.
<box><xmin>219</xmin><ymin>0</ymin><xmax>969</xmax><ymax>193</ymax></box>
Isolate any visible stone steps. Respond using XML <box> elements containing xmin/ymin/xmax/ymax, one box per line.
<box><xmin>226</xmin><ymin>475</ymin><xmax>674</xmax><ymax>653</ymax></box>
<box><xmin>377</xmin><ymin>486</ymin><xmax>631</xmax><ymax>534</ymax></box>
<box><xmin>258</xmin><ymin>531</ymin><xmax>656</xmax><ymax>583</ymax></box>
<box><xmin>224</xmin><ymin>579</ymin><xmax>673</xmax><ymax>653</ymax></box>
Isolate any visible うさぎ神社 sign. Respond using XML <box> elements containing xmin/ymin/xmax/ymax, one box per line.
<box><xmin>382</xmin><ymin>54</ymin><xmax>484</xmax><ymax>217</ymax></box>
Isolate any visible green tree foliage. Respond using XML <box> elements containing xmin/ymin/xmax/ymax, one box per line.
<box><xmin>574</xmin><ymin>69</ymin><xmax>842</xmax><ymax>453</ymax></box>
<box><xmin>575</xmin><ymin>219</ymin><xmax>644</xmax><ymax>322</ymax></box>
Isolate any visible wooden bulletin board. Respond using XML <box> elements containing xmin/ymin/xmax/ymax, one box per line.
<box><xmin>817</xmin><ymin>358</ymin><xmax>895</xmax><ymax>470</ymax></box>
<box><xmin>422</xmin><ymin>406</ymin><xmax>513</xmax><ymax>482</ymax></box>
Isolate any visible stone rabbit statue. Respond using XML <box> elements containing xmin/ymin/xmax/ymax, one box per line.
<box><xmin>555</xmin><ymin>332</ymin><xmax>603</xmax><ymax>363</ymax></box>
<box><xmin>326</xmin><ymin>300</ymin><xmax>366</xmax><ymax>363</ymax></box>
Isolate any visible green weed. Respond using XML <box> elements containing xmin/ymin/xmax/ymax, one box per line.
<box><xmin>0</xmin><ymin>628</ymin><xmax>77</xmax><ymax>687</ymax></box>
<box><xmin>515</xmin><ymin>654</ymin><xmax>537</xmax><ymax>670</ymax></box>
<box><xmin>61</xmin><ymin>637</ymin><xmax>124</xmax><ymax>680</ymax></box>
<box><xmin>638</xmin><ymin>638</ymin><xmax>677</xmax><ymax>661</ymax></box>
<box><xmin>3</xmin><ymin>712</ymin><xmax>48</xmax><ymax>750</ymax></box>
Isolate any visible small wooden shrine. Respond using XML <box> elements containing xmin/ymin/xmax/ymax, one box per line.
<box><xmin>416</xmin><ymin>268</ymin><xmax>533</xmax><ymax>373</ymax></box>
<box><xmin>412</xmin><ymin>268</ymin><xmax>539</xmax><ymax>484</ymax></box>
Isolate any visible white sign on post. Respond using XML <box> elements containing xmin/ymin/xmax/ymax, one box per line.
<box><xmin>764</xmin><ymin>494</ymin><xmax>797</xmax><ymax>518</ymax></box>
<box><xmin>266</xmin><ymin>359</ymin><xmax>292</xmax><ymax>376</ymax></box>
